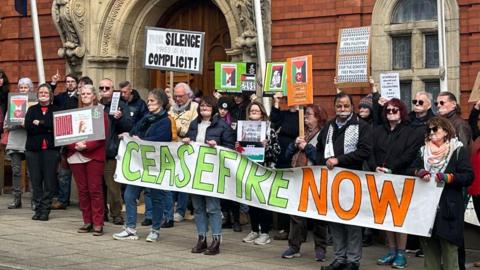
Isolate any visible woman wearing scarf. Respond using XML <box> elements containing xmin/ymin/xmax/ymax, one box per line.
<box><xmin>280</xmin><ymin>104</ymin><xmax>329</xmax><ymax>262</ymax></box>
<box><xmin>370</xmin><ymin>99</ymin><xmax>423</xmax><ymax>269</ymax></box>
<box><xmin>408</xmin><ymin>116</ymin><xmax>473</xmax><ymax>270</ymax></box>
<box><xmin>113</xmin><ymin>89</ymin><xmax>173</xmax><ymax>242</ymax></box>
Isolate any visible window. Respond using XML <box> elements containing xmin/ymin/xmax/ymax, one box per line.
<box><xmin>391</xmin><ymin>0</ymin><xmax>437</xmax><ymax>24</ymax></box>
<box><xmin>425</xmin><ymin>80</ymin><xmax>440</xmax><ymax>101</ymax></box>
<box><xmin>392</xmin><ymin>36</ymin><xmax>412</xmax><ymax>70</ymax></box>
<box><xmin>425</xmin><ymin>34</ymin><xmax>439</xmax><ymax>68</ymax></box>
<box><xmin>400</xmin><ymin>81</ymin><xmax>412</xmax><ymax>111</ymax></box>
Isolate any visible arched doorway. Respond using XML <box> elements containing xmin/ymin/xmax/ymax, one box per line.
<box><xmin>150</xmin><ymin>0</ymin><xmax>231</xmax><ymax>96</ymax></box>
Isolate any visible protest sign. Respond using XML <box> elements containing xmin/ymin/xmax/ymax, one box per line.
<box><xmin>380</xmin><ymin>72</ymin><xmax>401</xmax><ymax>100</ymax></box>
<box><xmin>53</xmin><ymin>105</ymin><xmax>105</xmax><ymax>146</ymax></box>
<box><xmin>5</xmin><ymin>92</ymin><xmax>37</xmax><ymax>128</ymax></box>
<box><xmin>240</xmin><ymin>63</ymin><xmax>257</xmax><ymax>92</ymax></box>
<box><xmin>109</xmin><ymin>91</ymin><xmax>121</xmax><ymax>115</ymax></box>
<box><xmin>237</xmin><ymin>121</ymin><xmax>267</xmax><ymax>162</ymax></box>
<box><xmin>264</xmin><ymin>62</ymin><xmax>287</xmax><ymax>95</ymax></box>
<box><xmin>286</xmin><ymin>55</ymin><xmax>313</xmax><ymax>107</ymax></box>
<box><xmin>214</xmin><ymin>62</ymin><xmax>247</xmax><ymax>92</ymax></box>
<box><xmin>115</xmin><ymin>136</ymin><xmax>444</xmax><ymax>236</ymax></box>
<box><xmin>144</xmin><ymin>27</ymin><xmax>205</xmax><ymax>74</ymax></box>
<box><xmin>336</xmin><ymin>26</ymin><xmax>371</xmax><ymax>87</ymax></box>
<box><xmin>465</xmin><ymin>197</ymin><xmax>479</xmax><ymax>226</ymax></box>
<box><xmin>468</xmin><ymin>71</ymin><xmax>480</xmax><ymax>103</ymax></box>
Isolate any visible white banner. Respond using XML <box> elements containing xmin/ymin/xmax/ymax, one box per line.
<box><xmin>115</xmin><ymin>136</ymin><xmax>444</xmax><ymax>237</ymax></box>
<box><xmin>144</xmin><ymin>27</ymin><xmax>205</xmax><ymax>74</ymax></box>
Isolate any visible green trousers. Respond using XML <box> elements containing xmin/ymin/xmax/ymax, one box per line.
<box><xmin>421</xmin><ymin>236</ymin><xmax>459</xmax><ymax>270</ymax></box>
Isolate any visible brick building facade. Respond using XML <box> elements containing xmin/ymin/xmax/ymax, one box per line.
<box><xmin>0</xmin><ymin>0</ymin><xmax>479</xmax><ymax>118</ymax></box>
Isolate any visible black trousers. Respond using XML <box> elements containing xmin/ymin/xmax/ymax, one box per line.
<box><xmin>221</xmin><ymin>199</ymin><xmax>240</xmax><ymax>223</ymax></box>
<box><xmin>26</xmin><ymin>150</ymin><xmax>60</xmax><ymax>215</ymax></box>
<box><xmin>249</xmin><ymin>206</ymin><xmax>272</xmax><ymax>233</ymax></box>
<box><xmin>289</xmin><ymin>215</ymin><xmax>327</xmax><ymax>252</ymax></box>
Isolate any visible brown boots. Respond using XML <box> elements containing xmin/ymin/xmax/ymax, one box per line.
<box><xmin>191</xmin><ymin>235</ymin><xmax>221</xmax><ymax>255</ymax></box>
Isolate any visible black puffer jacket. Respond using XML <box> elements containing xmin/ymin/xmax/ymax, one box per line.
<box><xmin>103</xmin><ymin>100</ymin><xmax>133</xmax><ymax>159</ymax></box>
<box><xmin>125</xmin><ymin>89</ymin><xmax>148</xmax><ymax>123</ymax></box>
<box><xmin>407</xmin><ymin>145</ymin><xmax>473</xmax><ymax>247</ymax></box>
<box><xmin>368</xmin><ymin>122</ymin><xmax>423</xmax><ymax>174</ymax></box>
<box><xmin>187</xmin><ymin>114</ymin><xmax>235</xmax><ymax>149</ymax></box>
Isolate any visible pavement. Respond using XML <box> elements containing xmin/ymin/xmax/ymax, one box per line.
<box><xmin>0</xmin><ymin>193</ymin><xmax>479</xmax><ymax>270</ymax></box>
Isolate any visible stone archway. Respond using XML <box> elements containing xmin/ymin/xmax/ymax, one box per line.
<box><xmin>52</xmin><ymin>0</ymin><xmax>271</xmax><ymax>95</ymax></box>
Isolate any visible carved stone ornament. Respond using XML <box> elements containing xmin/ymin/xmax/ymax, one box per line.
<box><xmin>231</xmin><ymin>0</ymin><xmax>270</xmax><ymax>58</ymax></box>
<box><xmin>52</xmin><ymin>0</ymin><xmax>86</xmax><ymax>71</ymax></box>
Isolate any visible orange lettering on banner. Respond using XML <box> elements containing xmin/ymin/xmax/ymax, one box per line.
<box><xmin>331</xmin><ymin>171</ymin><xmax>361</xmax><ymax>220</ymax></box>
<box><xmin>298</xmin><ymin>168</ymin><xmax>327</xmax><ymax>215</ymax></box>
<box><xmin>366</xmin><ymin>175</ymin><xmax>415</xmax><ymax>227</ymax></box>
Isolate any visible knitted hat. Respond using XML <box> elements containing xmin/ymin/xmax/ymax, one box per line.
<box><xmin>218</xmin><ymin>96</ymin><xmax>233</xmax><ymax>110</ymax></box>
<box><xmin>358</xmin><ymin>94</ymin><xmax>373</xmax><ymax>110</ymax></box>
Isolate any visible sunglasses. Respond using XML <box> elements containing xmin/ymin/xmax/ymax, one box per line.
<box><xmin>426</xmin><ymin>126</ymin><xmax>439</xmax><ymax>133</ymax></box>
<box><xmin>386</xmin><ymin>108</ymin><xmax>399</xmax><ymax>114</ymax></box>
<box><xmin>412</xmin><ymin>99</ymin><xmax>424</xmax><ymax>106</ymax></box>
<box><xmin>99</xmin><ymin>86</ymin><xmax>111</xmax><ymax>91</ymax></box>
<box><xmin>434</xmin><ymin>101</ymin><xmax>446</xmax><ymax>107</ymax></box>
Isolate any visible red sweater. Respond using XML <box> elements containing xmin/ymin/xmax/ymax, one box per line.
<box><xmin>66</xmin><ymin>112</ymin><xmax>109</xmax><ymax>162</ymax></box>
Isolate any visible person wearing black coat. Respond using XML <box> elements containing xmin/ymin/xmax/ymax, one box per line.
<box><xmin>317</xmin><ymin>93</ymin><xmax>372</xmax><ymax>270</ymax></box>
<box><xmin>407</xmin><ymin>116</ymin><xmax>474</xmax><ymax>270</ymax></box>
<box><xmin>184</xmin><ymin>96</ymin><xmax>235</xmax><ymax>255</ymax></box>
<box><xmin>369</xmin><ymin>99</ymin><xmax>423</xmax><ymax>268</ymax></box>
<box><xmin>25</xmin><ymin>84</ymin><xmax>60</xmax><ymax>221</ymax></box>
<box><xmin>99</xmin><ymin>78</ymin><xmax>133</xmax><ymax>225</ymax></box>
<box><xmin>119</xmin><ymin>81</ymin><xmax>149</xmax><ymax>123</ymax></box>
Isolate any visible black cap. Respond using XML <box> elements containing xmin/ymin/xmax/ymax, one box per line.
<box><xmin>218</xmin><ymin>96</ymin><xmax>233</xmax><ymax>110</ymax></box>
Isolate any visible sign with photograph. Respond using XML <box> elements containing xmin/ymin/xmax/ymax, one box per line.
<box><xmin>380</xmin><ymin>72</ymin><xmax>401</xmax><ymax>100</ymax></box>
<box><xmin>240</xmin><ymin>63</ymin><xmax>257</xmax><ymax>92</ymax></box>
<box><xmin>336</xmin><ymin>26</ymin><xmax>371</xmax><ymax>87</ymax></box>
<box><xmin>214</xmin><ymin>62</ymin><xmax>247</xmax><ymax>92</ymax></box>
<box><xmin>53</xmin><ymin>105</ymin><xmax>105</xmax><ymax>146</ymax></box>
<box><xmin>236</xmin><ymin>121</ymin><xmax>267</xmax><ymax>162</ymax></box>
<box><xmin>144</xmin><ymin>27</ymin><xmax>205</xmax><ymax>74</ymax></box>
<box><xmin>286</xmin><ymin>55</ymin><xmax>314</xmax><ymax>106</ymax></box>
<box><xmin>5</xmin><ymin>92</ymin><xmax>38</xmax><ymax>128</ymax></box>
<box><xmin>264</xmin><ymin>62</ymin><xmax>287</xmax><ymax>95</ymax></box>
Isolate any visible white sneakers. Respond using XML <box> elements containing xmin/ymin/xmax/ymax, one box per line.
<box><xmin>173</xmin><ymin>213</ymin><xmax>184</xmax><ymax>222</ymax></box>
<box><xmin>254</xmin><ymin>233</ymin><xmax>271</xmax><ymax>245</ymax></box>
<box><xmin>242</xmin><ymin>231</ymin><xmax>259</xmax><ymax>243</ymax></box>
<box><xmin>146</xmin><ymin>230</ymin><xmax>159</xmax><ymax>242</ymax></box>
<box><xmin>113</xmin><ymin>227</ymin><xmax>139</xmax><ymax>240</ymax></box>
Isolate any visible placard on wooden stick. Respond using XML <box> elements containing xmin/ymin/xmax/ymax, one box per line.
<box><xmin>335</xmin><ymin>26</ymin><xmax>371</xmax><ymax>88</ymax></box>
<box><xmin>468</xmin><ymin>71</ymin><xmax>480</xmax><ymax>103</ymax></box>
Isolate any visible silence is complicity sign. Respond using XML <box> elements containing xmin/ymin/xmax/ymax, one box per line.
<box><xmin>144</xmin><ymin>27</ymin><xmax>205</xmax><ymax>74</ymax></box>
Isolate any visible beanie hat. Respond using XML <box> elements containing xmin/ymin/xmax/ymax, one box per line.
<box><xmin>358</xmin><ymin>94</ymin><xmax>373</xmax><ymax>110</ymax></box>
<box><xmin>218</xmin><ymin>96</ymin><xmax>233</xmax><ymax>111</ymax></box>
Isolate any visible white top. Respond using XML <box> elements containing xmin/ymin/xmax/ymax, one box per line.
<box><xmin>195</xmin><ymin>121</ymin><xmax>210</xmax><ymax>143</ymax></box>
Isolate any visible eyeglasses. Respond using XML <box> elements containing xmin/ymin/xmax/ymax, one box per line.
<box><xmin>99</xmin><ymin>86</ymin><xmax>111</xmax><ymax>92</ymax></box>
<box><xmin>250</xmin><ymin>109</ymin><xmax>262</xmax><ymax>113</ymax></box>
<box><xmin>412</xmin><ymin>99</ymin><xmax>425</xmax><ymax>106</ymax></box>
<box><xmin>434</xmin><ymin>101</ymin><xmax>446</xmax><ymax>107</ymax></box>
<box><xmin>386</xmin><ymin>108</ymin><xmax>399</xmax><ymax>114</ymax></box>
<box><xmin>427</xmin><ymin>126</ymin><xmax>439</xmax><ymax>133</ymax></box>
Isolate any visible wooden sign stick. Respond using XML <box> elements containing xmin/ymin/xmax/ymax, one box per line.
<box><xmin>298</xmin><ymin>106</ymin><xmax>304</xmax><ymax>138</ymax></box>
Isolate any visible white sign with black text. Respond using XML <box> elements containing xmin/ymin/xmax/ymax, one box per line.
<box><xmin>144</xmin><ymin>27</ymin><xmax>205</xmax><ymax>74</ymax></box>
<box><xmin>380</xmin><ymin>72</ymin><xmax>401</xmax><ymax>100</ymax></box>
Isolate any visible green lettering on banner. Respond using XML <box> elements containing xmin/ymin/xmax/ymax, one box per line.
<box><xmin>235</xmin><ymin>156</ymin><xmax>249</xmax><ymax>198</ymax></box>
<box><xmin>245</xmin><ymin>163</ymin><xmax>272</xmax><ymax>204</ymax></box>
<box><xmin>157</xmin><ymin>146</ymin><xmax>175</xmax><ymax>185</ymax></box>
<box><xmin>268</xmin><ymin>170</ymin><xmax>289</xmax><ymax>208</ymax></box>
<box><xmin>140</xmin><ymin>144</ymin><xmax>157</xmax><ymax>183</ymax></box>
<box><xmin>217</xmin><ymin>150</ymin><xmax>239</xmax><ymax>194</ymax></box>
<box><xmin>175</xmin><ymin>144</ymin><xmax>194</xmax><ymax>188</ymax></box>
<box><xmin>192</xmin><ymin>146</ymin><xmax>216</xmax><ymax>192</ymax></box>
<box><xmin>122</xmin><ymin>141</ymin><xmax>141</xmax><ymax>181</ymax></box>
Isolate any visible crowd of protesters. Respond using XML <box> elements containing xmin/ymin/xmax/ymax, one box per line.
<box><xmin>1</xmin><ymin>69</ymin><xmax>480</xmax><ymax>270</ymax></box>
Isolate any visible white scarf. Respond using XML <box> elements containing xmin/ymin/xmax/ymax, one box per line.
<box><xmin>421</xmin><ymin>137</ymin><xmax>463</xmax><ymax>174</ymax></box>
<box><xmin>324</xmin><ymin>119</ymin><xmax>359</xmax><ymax>159</ymax></box>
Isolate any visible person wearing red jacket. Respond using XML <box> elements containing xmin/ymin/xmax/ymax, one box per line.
<box><xmin>67</xmin><ymin>84</ymin><xmax>108</xmax><ymax>236</ymax></box>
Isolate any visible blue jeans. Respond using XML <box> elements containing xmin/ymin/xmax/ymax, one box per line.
<box><xmin>191</xmin><ymin>195</ymin><xmax>222</xmax><ymax>236</ymax></box>
<box><xmin>163</xmin><ymin>191</ymin><xmax>173</xmax><ymax>221</ymax></box>
<box><xmin>172</xmin><ymin>191</ymin><xmax>189</xmax><ymax>216</ymax></box>
<box><xmin>57</xmin><ymin>167</ymin><xmax>72</xmax><ymax>205</ymax></box>
<box><xmin>125</xmin><ymin>185</ymin><xmax>166</xmax><ymax>230</ymax></box>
